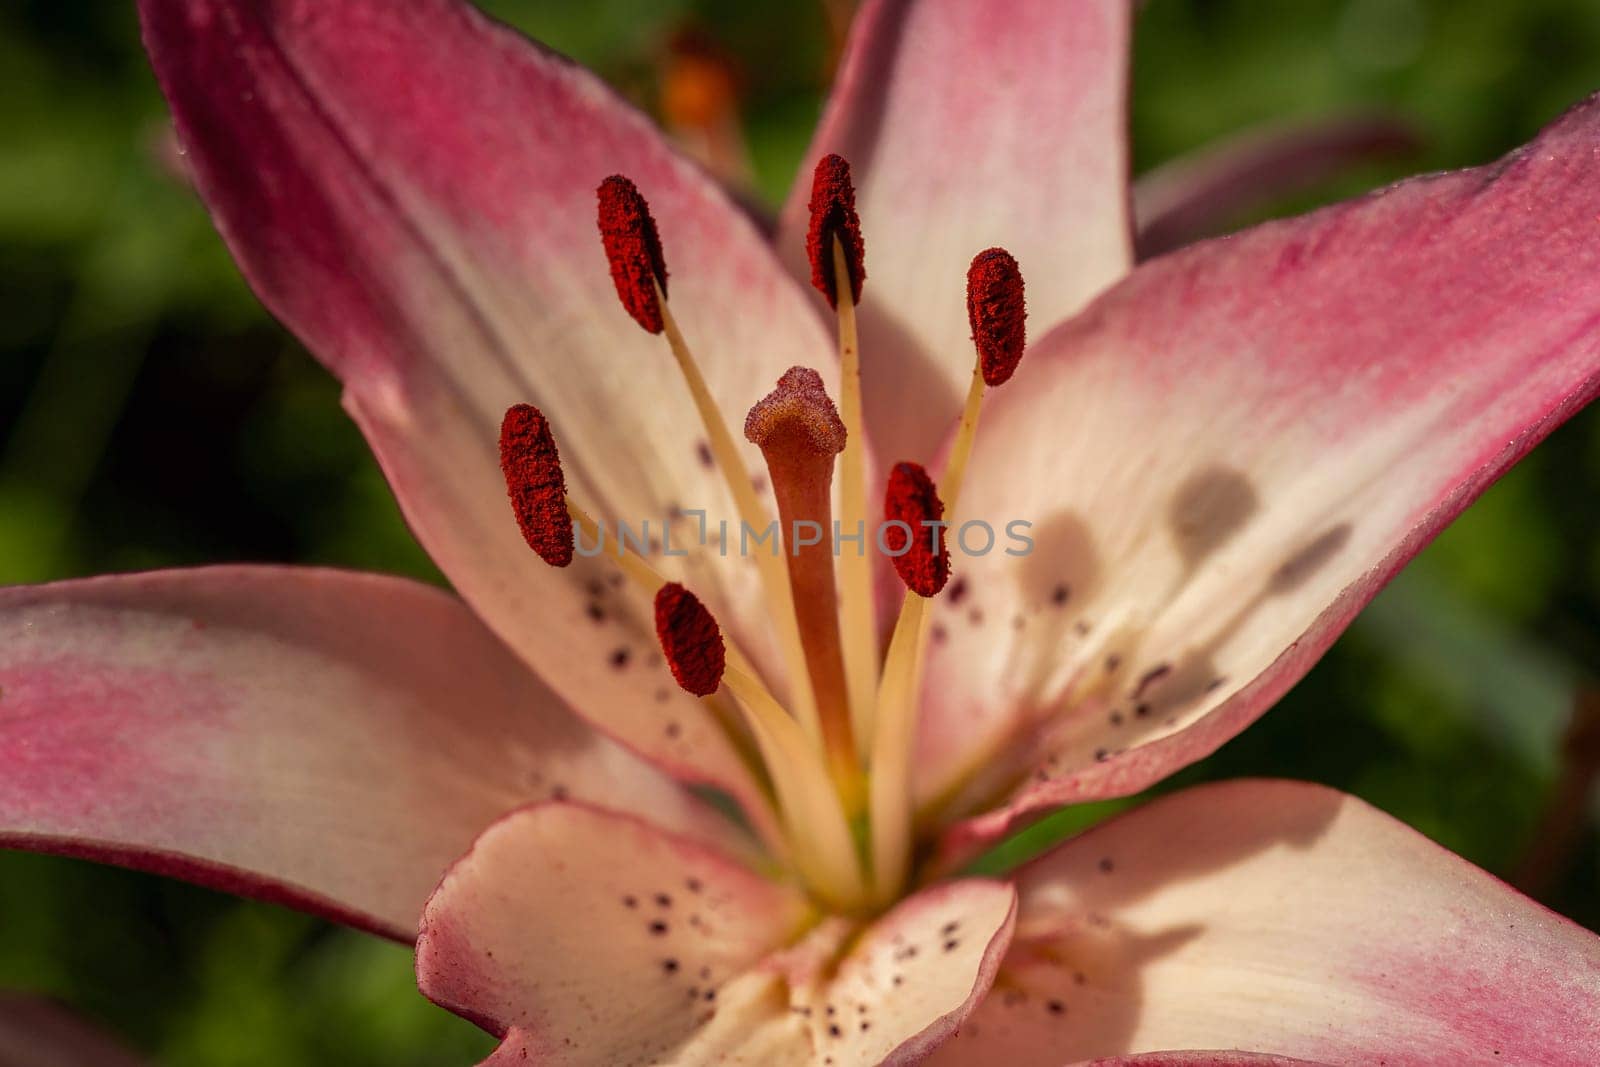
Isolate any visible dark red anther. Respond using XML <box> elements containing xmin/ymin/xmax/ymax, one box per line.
<box><xmin>654</xmin><ymin>582</ymin><xmax>726</xmax><ymax>697</ymax></box>
<box><xmin>805</xmin><ymin>153</ymin><xmax>865</xmax><ymax>308</ymax></box>
<box><xmin>884</xmin><ymin>462</ymin><xmax>950</xmax><ymax>597</ymax></box>
<box><xmin>499</xmin><ymin>404</ymin><xmax>574</xmax><ymax>567</ymax></box>
<box><xmin>597</xmin><ymin>175</ymin><xmax>669</xmax><ymax>333</ymax></box>
<box><xmin>967</xmin><ymin>248</ymin><xmax>1027</xmax><ymax>386</ymax></box>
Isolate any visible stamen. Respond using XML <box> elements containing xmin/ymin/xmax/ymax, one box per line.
<box><xmin>652</xmin><ymin>580</ymin><xmax>865</xmax><ymax>907</ymax></box>
<box><xmin>499</xmin><ymin>404</ymin><xmax>574</xmax><ymax>567</ymax></box>
<box><xmin>745</xmin><ymin>367</ymin><xmax>861</xmax><ymax>810</ymax></box>
<box><xmin>883</xmin><ymin>461</ymin><xmax>951</xmax><ymax>597</ymax></box>
<box><xmin>596</xmin><ymin>175</ymin><xmax>669</xmax><ymax>333</ymax></box>
<box><xmin>967</xmin><ymin>248</ymin><xmax>1027</xmax><ymax>387</ymax></box>
<box><xmin>810</xmin><ymin>156</ymin><xmax>877</xmax><ymax>749</ymax></box>
<box><xmin>654</xmin><ymin>583</ymin><xmax>726</xmax><ymax>697</ymax></box>
<box><xmin>943</xmin><ymin>248</ymin><xmax>1028</xmax><ymax>517</ymax></box>
<box><xmin>870</xmin><ymin>464</ymin><xmax>951</xmax><ymax>903</ymax></box>
<box><xmin>805</xmin><ymin>154</ymin><xmax>865</xmax><ymax>308</ymax></box>
<box><xmin>595</xmin><ymin>175</ymin><xmax>820</xmax><ymax>742</ymax></box>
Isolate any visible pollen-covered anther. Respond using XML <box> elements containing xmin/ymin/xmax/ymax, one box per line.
<box><xmin>967</xmin><ymin>247</ymin><xmax>1027</xmax><ymax>386</ymax></box>
<box><xmin>884</xmin><ymin>461</ymin><xmax>951</xmax><ymax>597</ymax></box>
<box><xmin>499</xmin><ymin>403</ymin><xmax>574</xmax><ymax>567</ymax></box>
<box><xmin>744</xmin><ymin>367</ymin><xmax>847</xmax><ymax>458</ymax></box>
<box><xmin>597</xmin><ymin>174</ymin><xmax>669</xmax><ymax>333</ymax></box>
<box><xmin>654</xmin><ymin>582</ymin><xmax>726</xmax><ymax>697</ymax></box>
<box><xmin>805</xmin><ymin>153</ymin><xmax>865</xmax><ymax>307</ymax></box>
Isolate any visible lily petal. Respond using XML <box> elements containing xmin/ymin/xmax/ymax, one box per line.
<box><xmin>1134</xmin><ymin>114</ymin><xmax>1419</xmax><ymax>258</ymax></box>
<box><xmin>919</xmin><ymin>91</ymin><xmax>1600</xmax><ymax>848</ymax></box>
<box><xmin>421</xmin><ymin>799</ymin><xmax>1016</xmax><ymax>1066</ymax></box>
<box><xmin>416</xmin><ymin>801</ymin><xmax>811</xmax><ymax>1063</ymax></box>
<box><xmin>1075</xmin><ymin>1056</ymin><xmax>1330</xmax><ymax>1067</ymax></box>
<box><xmin>0</xmin><ymin>994</ymin><xmax>146</xmax><ymax>1067</ymax></box>
<box><xmin>674</xmin><ymin>878</ymin><xmax>1016</xmax><ymax>1065</ymax></box>
<box><xmin>0</xmin><ymin>568</ymin><xmax>735</xmax><ymax>941</ymax></box>
<box><xmin>779</xmin><ymin>0</ymin><xmax>1133</xmax><ymax>464</ymax></box>
<box><xmin>138</xmin><ymin>0</ymin><xmax>832</xmax><ymax>816</ymax></box>
<box><xmin>931</xmin><ymin>780</ymin><xmax>1600</xmax><ymax>1066</ymax></box>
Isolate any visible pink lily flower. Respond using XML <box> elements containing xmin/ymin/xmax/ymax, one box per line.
<box><xmin>4</xmin><ymin>0</ymin><xmax>1600</xmax><ymax>1062</ymax></box>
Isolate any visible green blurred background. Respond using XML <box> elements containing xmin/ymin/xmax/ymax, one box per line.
<box><xmin>3</xmin><ymin>0</ymin><xmax>1600</xmax><ymax>1062</ymax></box>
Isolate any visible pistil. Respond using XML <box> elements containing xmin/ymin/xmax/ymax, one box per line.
<box><xmin>744</xmin><ymin>367</ymin><xmax>862</xmax><ymax>812</ymax></box>
<box><xmin>806</xmin><ymin>153</ymin><xmax>879</xmax><ymax>752</ymax></box>
<box><xmin>597</xmin><ymin>175</ymin><xmax>822</xmax><ymax>747</ymax></box>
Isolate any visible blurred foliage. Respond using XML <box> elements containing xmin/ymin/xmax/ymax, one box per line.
<box><xmin>3</xmin><ymin>0</ymin><xmax>1600</xmax><ymax>1062</ymax></box>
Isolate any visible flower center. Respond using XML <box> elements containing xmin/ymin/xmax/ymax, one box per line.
<box><xmin>496</xmin><ymin>158</ymin><xmax>1026</xmax><ymax>913</ymax></box>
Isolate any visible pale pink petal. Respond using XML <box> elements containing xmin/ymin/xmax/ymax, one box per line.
<box><xmin>1076</xmin><ymin>1056</ymin><xmax>1329</xmax><ymax>1067</ymax></box>
<box><xmin>778</xmin><ymin>0</ymin><xmax>1133</xmax><ymax>464</ymax></box>
<box><xmin>673</xmin><ymin>878</ymin><xmax>1016</xmax><ymax>1065</ymax></box>
<box><xmin>0</xmin><ymin>994</ymin><xmax>145</xmax><ymax>1067</ymax></box>
<box><xmin>416</xmin><ymin>801</ymin><xmax>811</xmax><ymax>1063</ymax></box>
<box><xmin>0</xmin><ymin>568</ymin><xmax>739</xmax><ymax>941</ymax></box>
<box><xmin>138</xmin><ymin>0</ymin><xmax>832</xmax><ymax>815</ymax></box>
<box><xmin>918</xmin><ymin>91</ymin><xmax>1600</xmax><ymax>850</ymax></box>
<box><xmin>930</xmin><ymin>780</ymin><xmax>1600</xmax><ymax>1066</ymax></box>
<box><xmin>1134</xmin><ymin>114</ymin><xmax>1418</xmax><ymax>258</ymax></box>
<box><xmin>420</xmin><ymin>801</ymin><xmax>1015</xmax><ymax>1065</ymax></box>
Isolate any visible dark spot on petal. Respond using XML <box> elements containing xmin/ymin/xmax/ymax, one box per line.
<box><xmin>1098</xmin><ymin>857</ymin><xmax>1114</xmax><ymax>873</ymax></box>
<box><xmin>947</xmin><ymin>577</ymin><xmax>969</xmax><ymax>604</ymax></box>
<box><xmin>968</xmin><ymin>608</ymin><xmax>984</xmax><ymax>625</ymax></box>
<box><xmin>1134</xmin><ymin>703</ymin><xmax>1152</xmax><ymax>718</ymax></box>
<box><xmin>941</xmin><ymin>921</ymin><xmax>959</xmax><ymax>935</ymax></box>
<box><xmin>1109</xmin><ymin>710</ymin><xmax>1124</xmax><ymax>726</ymax></box>
<box><xmin>1135</xmin><ymin>663</ymin><xmax>1171</xmax><ymax>698</ymax></box>
<box><xmin>1094</xmin><ymin>748</ymin><xmax>1109</xmax><ymax>762</ymax></box>
<box><xmin>1047</xmin><ymin>999</ymin><xmax>1065</xmax><ymax>1016</ymax></box>
<box><xmin>1050</xmin><ymin>583</ymin><xmax>1070</xmax><ymax>606</ymax></box>
<box><xmin>687</xmin><ymin>878</ymin><xmax>703</xmax><ymax>893</ymax></box>
<box><xmin>623</xmin><ymin>895</ymin><xmax>638</xmax><ymax>908</ymax></box>
<box><xmin>859</xmin><ymin>1022</ymin><xmax>871</xmax><ymax>1032</ymax></box>
<box><xmin>662</xmin><ymin>958</ymin><xmax>679</xmax><ymax>974</ymax></box>
<box><xmin>892</xmin><ymin>975</ymin><xmax>903</xmax><ymax>986</ymax></box>
<box><xmin>1105</xmin><ymin>653</ymin><xmax>1122</xmax><ymax>672</ymax></box>
<box><xmin>943</xmin><ymin>939</ymin><xmax>960</xmax><ymax>952</ymax></box>
<box><xmin>931</xmin><ymin>624</ymin><xmax>948</xmax><ymax>644</ymax></box>
<box><xmin>649</xmin><ymin>921</ymin><xmax>668</xmax><ymax>935</ymax></box>
<box><xmin>703</xmin><ymin>989</ymin><xmax>716</xmax><ymax>1002</ymax></box>
<box><xmin>1073</xmin><ymin>620</ymin><xmax>1091</xmax><ymax>635</ymax></box>
<box><xmin>610</xmin><ymin>647</ymin><xmax>631</xmax><ymax>669</ymax></box>
<box><xmin>655</xmin><ymin>893</ymin><xmax>672</xmax><ymax>908</ymax></box>
<box><xmin>665</xmin><ymin>721</ymin><xmax>682</xmax><ymax>739</ymax></box>
<box><xmin>1206</xmin><ymin>676</ymin><xmax>1228</xmax><ymax>692</ymax></box>
<box><xmin>586</xmin><ymin>602</ymin><xmax>606</xmax><ymax>622</ymax></box>
<box><xmin>696</xmin><ymin>441</ymin><xmax>714</xmax><ymax>468</ymax></box>
<box><xmin>550</xmin><ymin>784</ymin><xmax>569</xmax><ymax>801</ymax></box>
<box><xmin>828</xmin><ymin>1025</ymin><xmax>842</xmax><ymax>1038</ymax></box>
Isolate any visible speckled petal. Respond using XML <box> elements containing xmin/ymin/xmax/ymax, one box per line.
<box><xmin>929</xmin><ymin>781</ymin><xmax>1600</xmax><ymax>1066</ymax></box>
<box><xmin>0</xmin><ymin>568</ymin><xmax>738</xmax><ymax>941</ymax></box>
<box><xmin>918</xmin><ymin>91</ymin><xmax>1600</xmax><ymax>852</ymax></box>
